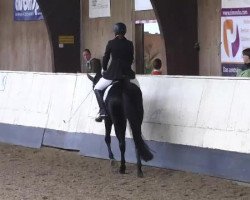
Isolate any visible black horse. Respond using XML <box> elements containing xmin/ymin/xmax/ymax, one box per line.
<box><xmin>88</xmin><ymin>74</ymin><xmax>153</xmax><ymax>177</ymax></box>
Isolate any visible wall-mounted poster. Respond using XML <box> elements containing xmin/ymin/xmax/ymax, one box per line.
<box><xmin>221</xmin><ymin>0</ymin><xmax>250</xmax><ymax>76</ymax></box>
<box><xmin>89</xmin><ymin>0</ymin><xmax>111</xmax><ymax>18</ymax></box>
<box><xmin>135</xmin><ymin>0</ymin><xmax>153</xmax><ymax>11</ymax></box>
<box><xmin>14</xmin><ymin>0</ymin><xmax>44</xmax><ymax>21</ymax></box>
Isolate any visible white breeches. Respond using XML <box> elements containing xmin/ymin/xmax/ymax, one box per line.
<box><xmin>94</xmin><ymin>77</ymin><xmax>140</xmax><ymax>91</ymax></box>
<box><xmin>94</xmin><ymin>78</ymin><xmax>113</xmax><ymax>90</ymax></box>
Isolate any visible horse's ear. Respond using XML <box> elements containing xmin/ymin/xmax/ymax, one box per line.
<box><xmin>87</xmin><ymin>73</ymin><xmax>94</xmax><ymax>82</ymax></box>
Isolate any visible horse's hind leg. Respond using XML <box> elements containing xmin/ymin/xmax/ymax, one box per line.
<box><xmin>135</xmin><ymin>149</ymin><xmax>143</xmax><ymax>178</ymax></box>
<box><xmin>104</xmin><ymin>117</ymin><xmax>115</xmax><ymax>165</ymax></box>
<box><xmin>114</xmin><ymin>120</ymin><xmax>126</xmax><ymax>174</ymax></box>
<box><xmin>118</xmin><ymin>134</ymin><xmax>126</xmax><ymax>174</ymax></box>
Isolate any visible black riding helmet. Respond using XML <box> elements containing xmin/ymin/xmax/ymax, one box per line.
<box><xmin>113</xmin><ymin>22</ymin><xmax>127</xmax><ymax>36</ymax></box>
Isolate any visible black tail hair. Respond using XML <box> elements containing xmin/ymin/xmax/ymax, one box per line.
<box><xmin>123</xmin><ymin>82</ymin><xmax>153</xmax><ymax>162</ymax></box>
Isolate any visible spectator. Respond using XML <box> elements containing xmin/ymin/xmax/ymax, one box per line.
<box><xmin>151</xmin><ymin>58</ymin><xmax>162</xmax><ymax>75</ymax></box>
<box><xmin>237</xmin><ymin>48</ymin><xmax>250</xmax><ymax>77</ymax></box>
<box><xmin>82</xmin><ymin>49</ymin><xmax>101</xmax><ymax>75</ymax></box>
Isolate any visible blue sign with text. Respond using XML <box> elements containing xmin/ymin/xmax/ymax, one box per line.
<box><xmin>14</xmin><ymin>0</ymin><xmax>44</xmax><ymax>21</ymax></box>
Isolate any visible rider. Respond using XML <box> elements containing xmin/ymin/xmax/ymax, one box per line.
<box><xmin>94</xmin><ymin>22</ymin><xmax>136</xmax><ymax>122</ymax></box>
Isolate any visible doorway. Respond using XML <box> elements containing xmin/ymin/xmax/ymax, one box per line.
<box><xmin>134</xmin><ymin>18</ymin><xmax>166</xmax><ymax>74</ymax></box>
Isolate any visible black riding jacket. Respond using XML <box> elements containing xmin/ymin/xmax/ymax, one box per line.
<box><xmin>102</xmin><ymin>36</ymin><xmax>135</xmax><ymax>80</ymax></box>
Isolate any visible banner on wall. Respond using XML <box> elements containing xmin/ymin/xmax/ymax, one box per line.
<box><xmin>221</xmin><ymin>0</ymin><xmax>250</xmax><ymax>76</ymax></box>
<box><xmin>135</xmin><ymin>0</ymin><xmax>153</xmax><ymax>11</ymax></box>
<box><xmin>89</xmin><ymin>0</ymin><xmax>110</xmax><ymax>18</ymax></box>
<box><xmin>14</xmin><ymin>0</ymin><xmax>43</xmax><ymax>21</ymax></box>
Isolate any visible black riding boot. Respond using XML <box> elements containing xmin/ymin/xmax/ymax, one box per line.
<box><xmin>94</xmin><ymin>89</ymin><xmax>107</xmax><ymax>122</ymax></box>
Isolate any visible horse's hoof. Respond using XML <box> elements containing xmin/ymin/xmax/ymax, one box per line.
<box><xmin>137</xmin><ymin>172</ymin><xmax>144</xmax><ymax>178</ymax></box>
<box><xmin>119</xmin><ymin>169</ymin><xmax>126</xmax><ymax>174</ymax></box>
<box><xmin>110</xmin><ymin>159</ymin><xmax>116</xmax><ymax>166</ymax></box>
<box><xmin>119</xmin><ymin>166</ymin><xmax>126</xmax><ymax>174</ymax></box>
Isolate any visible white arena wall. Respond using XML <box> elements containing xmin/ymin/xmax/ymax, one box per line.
<box><xmin>0</xmin><ymin>71</ymin><xmax>250</xmax><ymax>182</ymax></box>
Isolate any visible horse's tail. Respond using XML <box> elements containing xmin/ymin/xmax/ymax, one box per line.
<box><xmin>123</xmin><ymin>82</ymin><xmax>153</xmax><ymax>162</ymax></box>
<box><xmin>130</xmin><ymin>122</ymin><xmax>153</xmax><ymax>162</ymax></box>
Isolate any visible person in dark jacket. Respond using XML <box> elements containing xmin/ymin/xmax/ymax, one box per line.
<box><xmin>93</xmin><ymin>22</ymin><xmax>136</xmax><ymax>122</ymax></box>
<box><xmin>82</xmin><ymin>49</ymin><xmax>101</xmax><ymax>74</ymax></box>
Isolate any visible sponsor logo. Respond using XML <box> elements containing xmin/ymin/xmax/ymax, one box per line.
<box><xmin>223</xmin><ymin>19</ymin><xmax>240</xmax><ymax>57</ymax></box>
<box><xmin>15</xmin><ymin>0</ymin><xmax>40</xmax><ymax>15</ymax></box>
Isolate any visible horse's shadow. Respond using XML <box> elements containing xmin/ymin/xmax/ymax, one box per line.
<box><xmin>88</xmin><ymin>74</ymin><xmax>153</xmax><ymax>177</ymax></box>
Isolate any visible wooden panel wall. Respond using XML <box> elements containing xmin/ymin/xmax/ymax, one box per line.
<box><xmin>0</xmin><ymin>0</ymin><xmax>52</xmax><ymax>72</ymax></box>
<box><xmin>0</xmin><ymin>0</ymin><xmax>222</xmax><ymax>75</ymax></box>
<box><xmin>82</xmin><ymin>0</ymin><xmax>133</xmax><ymax>68</ymax></box>
<box><xmin>83</xmin><ymin>0</ymin><xmax>221</xmax><ymax>76</ymax></box>
<box><xmin>134</xmin><ymin>10</ymin><xmax>156</xmax><ymax>21</ymax></box>
<box><xmin>198</xmin><ymin>0</ymin><xmax>221</xmax><ymax>76</ymax></box>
